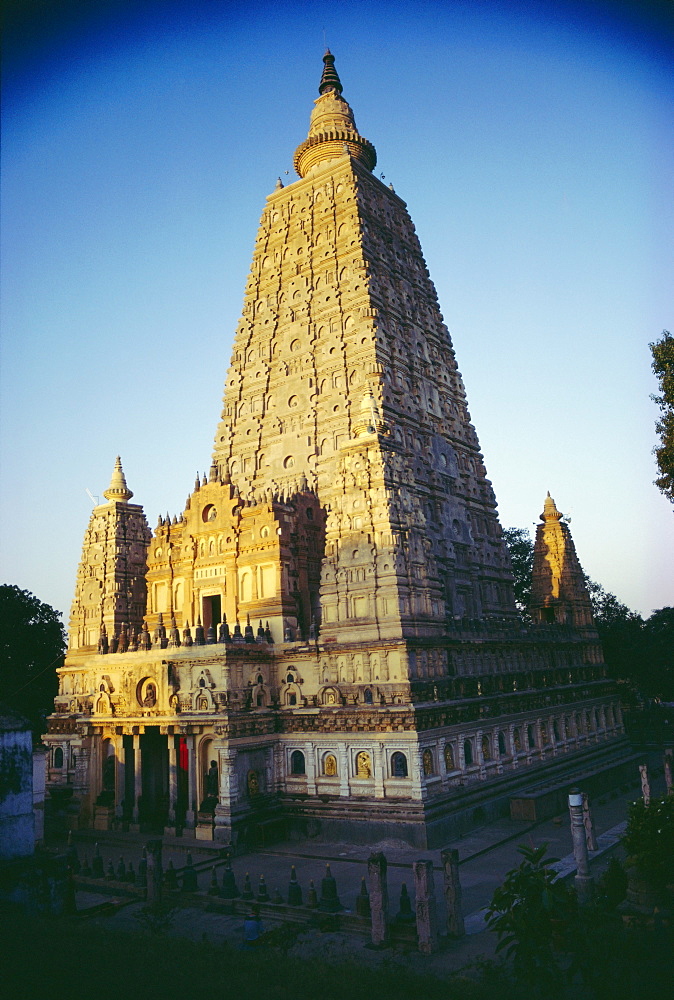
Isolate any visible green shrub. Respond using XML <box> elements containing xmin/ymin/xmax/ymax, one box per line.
<box><xmin>486</xmin><ymin>844</ymin><xmax>575</xmax><ymax>997</ymax></box>
<box><xmin>622</xmin><ymin>796</ymin><xmax>674</xmax><ymax>882</ymax></box>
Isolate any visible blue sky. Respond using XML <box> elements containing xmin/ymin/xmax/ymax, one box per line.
<box><xmin>2</xmin><ymin>0</ymin><xmax>672</xmax><ymax>621</ymax></box>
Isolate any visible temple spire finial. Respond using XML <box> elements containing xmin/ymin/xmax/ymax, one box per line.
<box><xmin>293</xmin><ymin>51</ymin><xmax>376</xmax><ymax>178</ymax></box>
<box><xmin>318</xmin><ymin>49</ymin><xmax>343</xmax><ymax>96</ymax></box>
<box><xmin>103</xmin><ymin>456</ymin><xmax>133</xmax><ymax>502</ymax></box>
<box><xmin>542</xmin><ymin>492</ymin><xmax>563</xmax><ymax>522</ymax></box>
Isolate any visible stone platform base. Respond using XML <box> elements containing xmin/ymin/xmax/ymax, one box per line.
<box><xmin>281</xmin><ymin>738</ymin><xmax>636</xmax><ymax>849</ymax></box>
<box><xmin>509</xmin><ymin>746</ymin><xmax>641</xmax><ymax>822</ymax></box>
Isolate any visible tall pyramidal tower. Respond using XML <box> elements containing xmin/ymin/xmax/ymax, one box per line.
<box><xmin>212</xmin><ymin>51</ymin><xmax>515</xmax><ymax>643</ymax></box>
<box><xmin>46</xmin><ymin>54</ymin><xmax>624</xmax><ymax>847</ymax></box>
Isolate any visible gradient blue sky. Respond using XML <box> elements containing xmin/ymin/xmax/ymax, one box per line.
<box><xmin>2</xmin><ymin>0</ymin><xmax>672</xmax><ymax>622</ymax></box>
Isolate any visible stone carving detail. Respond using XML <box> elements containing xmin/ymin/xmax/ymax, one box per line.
<box><xmin>356</xmin><ymin>752</ymin><xmax>372</xmax><ymax>778</ymax></box>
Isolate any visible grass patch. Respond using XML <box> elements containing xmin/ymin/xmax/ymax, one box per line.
<box><xmin>0</xmin><ymin>904</ymin><xmax>496</xmax><ymax>1000</ymax></box>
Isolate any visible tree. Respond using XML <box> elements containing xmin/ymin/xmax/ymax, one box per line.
<box><xmin>650</xmin><ymin>330</ymin><xmax>674</xmax><ymax>503</ymax></box>
<box><xmin>502</xmin><ymin>527</ymin><xmax>534</xmax><ymax>616</ymax></box>
<box><xmin>486</xmin><ymin>843</ymin><xmax>574</xmax><ymax>997</ymax></box>
<box><xmin>584</xmin><ymin>578</ymin><xmax>645</xmax><ymax>688</ymax></box>
<box><xmin>640</xmin><ymin>606</ymin><xmax>674</xmax><ymax>701</ymax></box>
<box><xmin>0</xmin><ymin>585</ymin><xmax>66</xmax><ymax>736</ymax></box>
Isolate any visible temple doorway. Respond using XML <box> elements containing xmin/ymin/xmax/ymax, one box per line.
<box><xmin>101</xmin><ymin>739</ymin><xmax>115</xmax><ymax>805</ymax></box>
<box><xmin>202</xmin><ymin>594</ymin><xmax>221</xmax><ymax>632</ymax></box>
<box><xmin>140</xmin><ymin>727</ymin><xmax>168</xmax><ymax>830</ymax></box>
<box><xmin>176</xmin><ymin>736</ymin><xmax>189</xmax><ymax>826</ymax></box>
<box><xmin>123</xmin><ymin>735</ymin><xmax>134</xmax><ymax>822</ymax></box>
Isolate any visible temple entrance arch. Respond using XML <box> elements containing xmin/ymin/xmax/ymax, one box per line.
<box><xmin>139</xmin><ymin>727</ymin><xmax>168</xmax><ymax>831</ymax></box>
<box><xmin>101</xmin><ymin>738</ymin><xmax>115</xmax><ymax>805</ymax></box>
<box><xmin>199</xmin><ymin>737</ymin><xmax>217</xmax><ymax>807</ymax></box>
<box><xmin>202</xmin><ymin>594</ymin><xmax>221</xmax><ymax>633</ymax></box>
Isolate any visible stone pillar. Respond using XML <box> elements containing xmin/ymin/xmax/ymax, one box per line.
<box><xmin>264</xmin><ymin>745</ymin><xmax>274</xmax><ymax>793</ymax></box>
<box><xmin>74</xmin><ymin>740</ymin><xmax>90</xmax><ymax>795</ymax></box>
<box><xmin>114</xmin><ymin>736</ymin><xmax>125</xmax><ymax>820</ymax></box>
<box><xmin>639</xmin><ymin>763</ymin><xmax>651</xmax><ymax>805</ymax></box>
<box><xmin>441</xmin><ymin>848</ymin><xmax>465</xmax><ymax>937</ymax></box>
<box><xmin>367</xmin><ymin>851</ymin><xmax>389</xmax><ymax>947</ymax></box>
<box><xmin>413</xmin><ymin>860</ymin><xmax>439</xmax><ymax>954</ymax></box>
<box><xmin>218</xmin><ymin>748</ymin><xmax>239</xmax><ymax>803</ymax></box>
<box><xmin>132</xmin><ymin>734</ymin><xmax>142</xmax><ymax>827</ymax></box>
<box><xmin>549</xmin><ymin>717</ymin><xmax>558</xmax><ymax>757</ymax></box>
<box><xmin>338</xmin><ymin>744</ymin><xmax>350</xmax><ymax>797</ymax></box>
<box><xmin>272</xmin><ymin>742</ymin><xmax>284</xmax><ymax>793</ymax></box>
<box><xmin>508</xmin><ymin>724</ymin><xmax>518</xmax><ymax>769</ymax></box>
<box><xmin>74</xmin><ymin>741</ymin><xmax>92</xmax><ymax>827</ymax></box>
<box><xmin>214</xmin><ymin>747</ymin><xmax>238</xmax><ymax>843</ymax></box>
<box><xmin>457</xmin><ymin>732</ymin><xmax>466</xmax><ymax>770</ymax></box>
<box><xmin>166</xmin><ymin>736</ymin><xmax>177</xmax><ymax>828</ymax></box>
<box><xmin>582</xmin><ymin>791</ymin><xmax>597</xmax><ymax>851</ymax></box>
<box><xmin>535</xmin><ymin>719</ymin><xmax>545</xmax><ymax>759</ymax></box>
<box><xmin>664</xmin><ymin>750</ymin><xmax>673</xmax><ymax>796</ymax></box>
<box><xmin>305</xmin><ymin>741</ymin><xmax>317</xmax><ymax>795</ymax></box>
<box><xmin>476</xmin><ymin>728</ymin><xmax>486</xmax><ymax>779</ymax></box>
<box><xmin>145</xmin><ymin>839</ymin><xmax>163</xmax><ymax>904</ymax></box>
<box><xmin>185</xmin><ymin>734</ymin><xmax>197</xmax><ymax>826</ymax></box>
<box><xmin>568</xmin><ymin>789</ymin><xmax>593</xmax><ymax>904</ymax></box>
<box><xmin>373</xmin><ymin>743</ymin><xmax>385</xmax><ymax>799</ymax></box>
<box><xmin>410</xmin><ymin>747</ymin><xmax>425</xmax><ymax>800</ymax></box>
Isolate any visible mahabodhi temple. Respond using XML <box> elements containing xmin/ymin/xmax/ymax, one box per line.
<box><xmin>45</xmin><ymin>53</ymin><xmax>626</xmax><ymax>848</ymax></box>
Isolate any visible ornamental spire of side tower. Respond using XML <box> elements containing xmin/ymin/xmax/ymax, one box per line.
<box><xmin>68</xmin><ymin>459</ymin><xmax>150</xmax><ymax>650</ymax></box>
<box><xmin>529</xmin><ymin>493</ymin><xmax>595</xmax><ymax>629</ymax></box>
<box><xmin>293</xmin><ymin>50</ymin><xmax>376</xmax><ymax>177</ymax></box>
<box><xmin>103</xmin><ymin>455</ymin><xmax>133</xmax><ymax>502</ymax></box>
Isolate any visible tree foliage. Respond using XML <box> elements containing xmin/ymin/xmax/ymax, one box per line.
<box><xmin>486</xmin><ymin>843</ymin><xmax>574</xmax><ymax>997</ymax></box>
<box><xmin>584</xmin><ymin>578</ymin><xmax>645</xmax><ymax>689</ymax></box>
<box><xmin>650</xmin><ymin>329</ymin><xmax>674</xmax><ymax>503</ymax></box>
<box><xmin>502</xmin><ymin>527</ymin><xmax>534</xmax><ymax>615</ymax></box>
<box><xmin>622</xmin><ymin>796</ymin><xmax>674</xmax><ymax>882</ymax></box>
<box><xmin>0</xmin><ymin>584</ymin><xmax>66</xmax><ymax>735</ymax></box>
<box><xmin>487</xmin><ymin>843</ymin><xmax>674</xmax><ymax>999</ymax></box>
<box><xmin>639</xmin><ymin>606</ymin><xmax>674</xmax><ymax>700</ymax></box>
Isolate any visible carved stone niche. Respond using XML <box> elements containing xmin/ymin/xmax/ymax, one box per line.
<box><xmin>136</xmin><ymin>676</ymin><xmax>158</xmax><ymax>710</ymax></box>
<box><xmin>94</xmin><ymin>686</ymin><xmax>113</xmax><ymax>715</ymax></box>
<box><xmin>319</xmin><ymin>685</ymin><xmax>340</xmax><ymax>706</ymax></box>
<box><xmin>192</xmin><ymin>687</ymin><xmax>215</xmax><ymax>712</ymax></box>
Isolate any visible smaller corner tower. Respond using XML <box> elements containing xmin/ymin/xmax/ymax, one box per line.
<box><xmin>68</xmin><ymin>458</ymin><xmax>151</xmax><ymax>652</ymax></box>
<box><xmin>529</xmin><ymin>493</ymin><xmax>595</xmax><ymax>629</ymax></box>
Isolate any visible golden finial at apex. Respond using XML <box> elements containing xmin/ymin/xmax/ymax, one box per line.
<box><xmin>293</xmin><ymin>51</ymin><xmax>376</xmax><ymax>178</ymax></box>
<box><xmin>541</xmin><ymin>491</ymin><xmax>563</xmax><ymax>522</ymax></box>
<box><xmin>318</xmin><ymin>49</ymin><xmax>343</xmax><ymax>95</ymax></box>
<box><xmin>103</xmin><ymin>455</ymin><xmax>133</xmax><ymax>502</ymax></box>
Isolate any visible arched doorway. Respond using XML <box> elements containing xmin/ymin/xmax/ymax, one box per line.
<box><xmin>139</xmin><ymin>727</ymin><xmax>169</xmax><ymax>831</ymax></box>
<box><xmin>101</xmin><ymin>739</ymin><xmax>115</xmax><ymax>806</ymax></box>
<box><xmin>200</xmin><ymin>738</ymin><xmax>217</xmax><ymax>809</ymax></box>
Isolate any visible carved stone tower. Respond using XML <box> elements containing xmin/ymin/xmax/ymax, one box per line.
<box><xmin>68</xmin><ymin>457</ymin><xmax>151</xmax><ymax>651</ymax></box>
<box><xmin>212</xmin><ymin>50</ymin><xmax>516</xmax><ymax>647</ymax></box>
<box><xmin>529</xmin><ymin>492</ymin><xmax>596</xmax><ymax>629</ymax></box>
